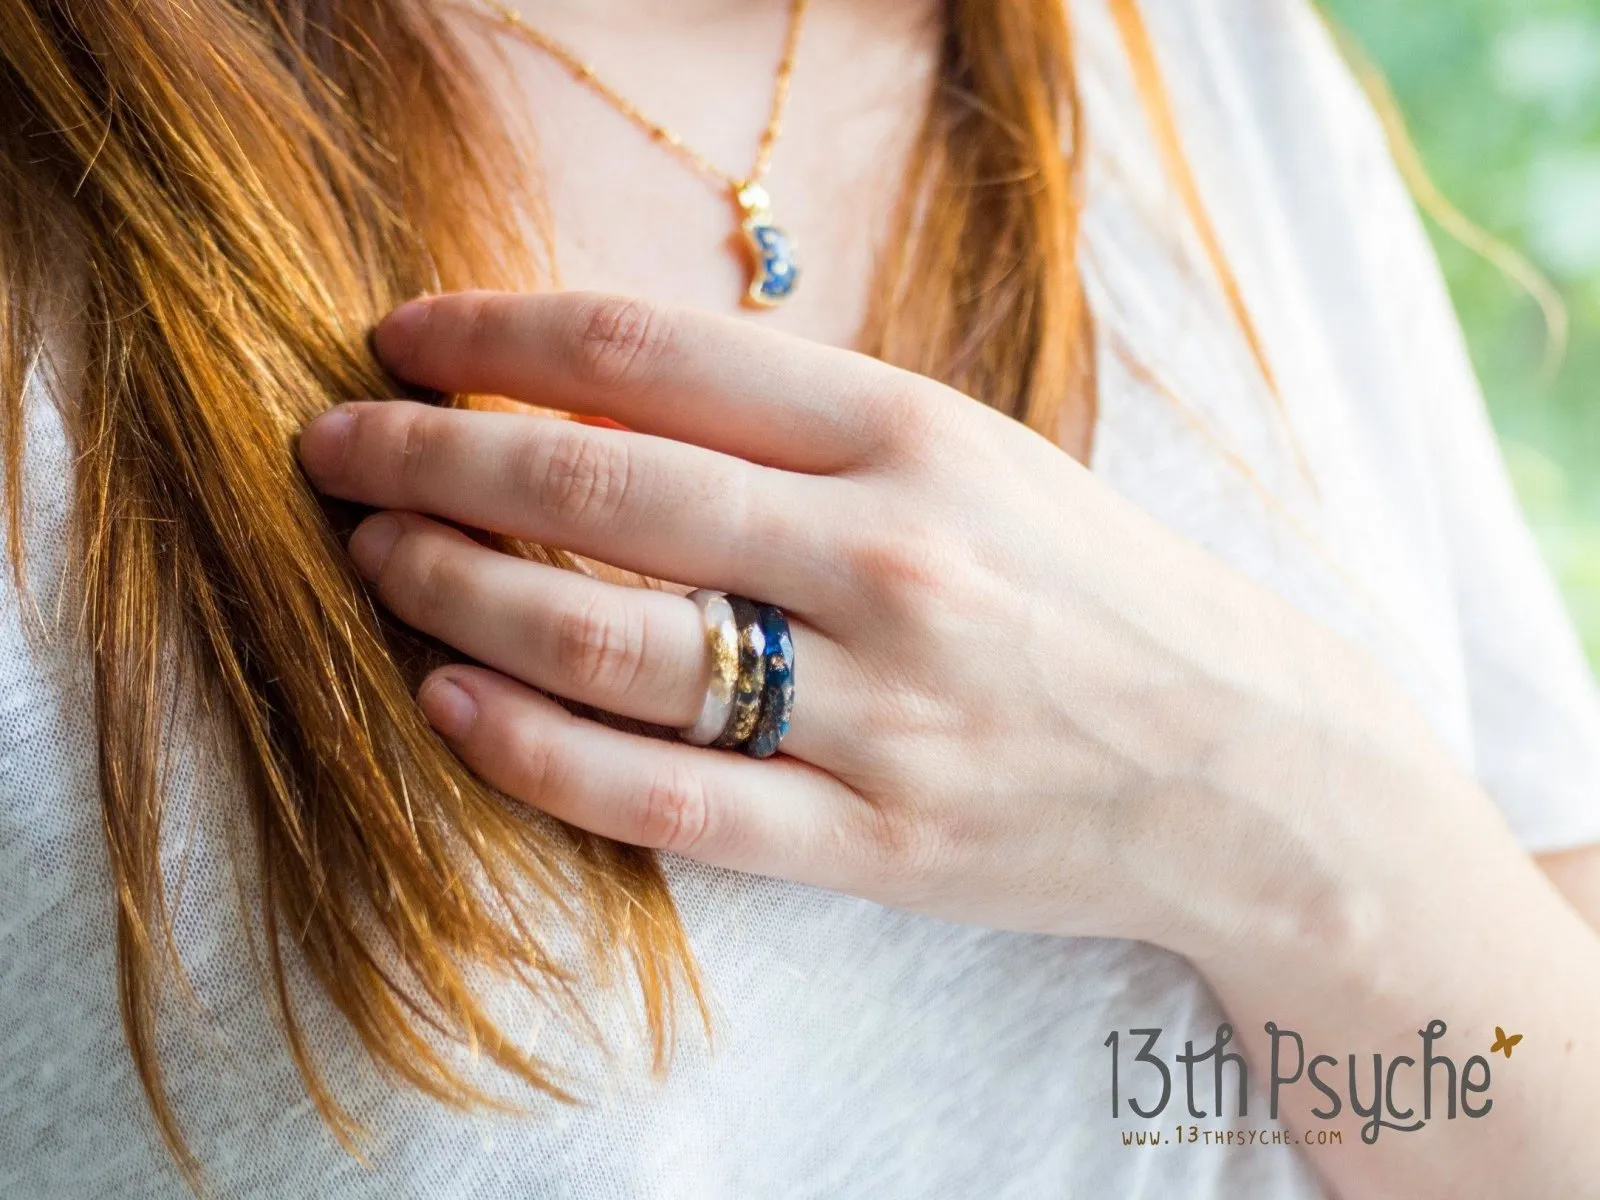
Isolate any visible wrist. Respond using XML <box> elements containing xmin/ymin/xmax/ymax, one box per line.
<box><xmin>1134</xmin><ymin>627</ymin><xmax>1463</xmax><ymax>972</ymax></box>
<box><xmin>1043</xmin><ymin>518</ymin><xmax>1477</xmax><ymax>961</ymax></box>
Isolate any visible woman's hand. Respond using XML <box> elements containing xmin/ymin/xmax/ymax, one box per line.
<box><xmin>296</xmin><ymin>289</ymin><xmax>1452</xmax><ymax>956</ymax></box>
<box><xmin>297</xmin><ymin>290</ymin><xmax>1600</xmax><ymax>1197</ymax></box>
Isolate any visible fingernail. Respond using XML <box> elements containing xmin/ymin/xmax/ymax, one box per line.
<box><xmin>298</xmin><ymin>406</ymin><xmax>354</xmax><ymax>484</ymax></box>
<box><xmin>375</xmin><ymin>297</ymin><xmax>433</xmax><ymax>366</ymax></box>
<box><xmin>420</xmin><ymin>675</ymin><xmax>477</xmax><ymax>739</ymax></box>
<box><xmin>348</xmin><ymin>514</ymin><xmax>401</xmax><ymax>580</ymax></box>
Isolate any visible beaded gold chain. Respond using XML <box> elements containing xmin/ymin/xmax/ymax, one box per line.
<box><xmin>481</xmin><ymin>0</ymin><xmax>809</xmax><ymax>307</ymax></box>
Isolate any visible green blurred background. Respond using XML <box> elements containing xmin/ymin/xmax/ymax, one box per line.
<box><xmin>1325</xmin><ymin>0</ymin><xmax>1600</xmax><ymax>671</ymax></box>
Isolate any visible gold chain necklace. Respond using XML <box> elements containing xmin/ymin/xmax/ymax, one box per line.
<box><xmin>482</xmin><ymin>0</ymin><xmax>809</xmax><ymax>308</ymax></box>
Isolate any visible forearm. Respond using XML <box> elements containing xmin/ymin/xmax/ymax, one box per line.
<box><xmin>1165</xmin><ymin>649</ymin><xmax>1600</xmax><ymax>1199</ymax></box>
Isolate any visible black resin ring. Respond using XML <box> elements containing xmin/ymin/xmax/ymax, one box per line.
<box><xmin>745</xmin><ymin>604</ymin><xmax>795</xmax><ymax>759</ymax></box>
<box><xmin>712</xmin><ymin>595</ymin><xmax>767</xmax><ymax>750</ymax></box>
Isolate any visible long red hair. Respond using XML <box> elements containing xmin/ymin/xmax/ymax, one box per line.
<box><xmin>0</xmin><ymin>0</ymin><xmax>1266</xmax><ymax>1188</ymax></box>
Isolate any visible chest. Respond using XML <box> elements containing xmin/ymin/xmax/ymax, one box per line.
<box><xmin>479</xmin><ymin>4</ymin><xmax>1103</xmax><ymax>463</ymax></box>
<box><xmin>487</xmin><ymin>3</ymin><xmax>939</xmax><ymax>352</ymax></box>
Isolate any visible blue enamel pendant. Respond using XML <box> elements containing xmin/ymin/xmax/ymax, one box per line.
<box><xmin>735</xmin><ymin>181</ymin><xmax>799</xmax><ymax>308</ymax></box>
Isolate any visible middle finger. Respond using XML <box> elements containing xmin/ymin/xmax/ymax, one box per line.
<box><xmin>300</xmin><ymin>398</ymin><xmax>837</xmax><ymax>614</ymax></box>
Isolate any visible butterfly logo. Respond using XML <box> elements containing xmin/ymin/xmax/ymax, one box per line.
<box><xmin>1489</xmin><ymin>1026</ymin><xmax>1523</xmax><ymax>1058</ymax></box>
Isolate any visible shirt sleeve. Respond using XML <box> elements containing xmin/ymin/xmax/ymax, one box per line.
<box><xmin>1142</xmin><ymin>0</ymin><xmax>1600</xmax><ymax>853</ymax></box>
<box><xmin>1384</xmin><ymin>172</ymin><xmax>1600</xmax><ymax>855</ymax></box>
<box><xmin>1324</xmin><ymin>15</ymin><xmax>1600</xmax><ymax>854</ymax></box>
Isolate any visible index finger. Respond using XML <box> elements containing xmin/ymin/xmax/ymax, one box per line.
<box><xmin>372</xmin><ymin>291</ymin><xmax>923</xmax><ymax>473</ymax></box>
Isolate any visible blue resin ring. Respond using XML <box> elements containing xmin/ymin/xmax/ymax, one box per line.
<box><xmin>745</xmin><ymin>604</ymin><xmax>794</xmax><ymax>759</ymax></box>
<box><xmin>711</xmin><ymin>596</ymin><xmax>767</xmax><ymax>750</ymax></box>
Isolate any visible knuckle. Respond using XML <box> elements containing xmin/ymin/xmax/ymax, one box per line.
<box><xmin>875</xmin><ymin>382</ymin><xmax>932</xmax><ymax>446</ymax></box>
<box><xmin>859</xmin><ymin>681</ymin><xmax>953</xmax><ymax>749</ymax></box>
<box><xmin>843</xmin><ymin>517</ymin><xmax>948</xmax><ymax>604</ymax></box>
<box><xmin>552</xmin><ymin>592</ymin><xmax>647</xmax><ymax>694</ymax></box>
<box><xmin>877</xmin><ymin>378</ymin><xmax>976</xmax><ymax>474</ymax></box>
<box><xmin>456</xmin><ymin>292</ymin><xmax>507</xmax><ymax>360</ymax></box>
<box><xmin>534</xmin><ymin>429</ymin><xmax>633</xmax><ymax>527</ymax></box>
<box><xmin>864</xmin><ymin>378</ymin><xmax>944</xmax><ymax>462</ymax></box>
<box><xmin>638</xmin><ymin>762</ymin><xmax>713</xmax><ymax>854</ymax></box>
<box><xmin>570</xmin><ymin>295</ymin><xmax>674</xmax><ymax>392</ymax></box>
<box><xmin>386</xmin><ymin>530</ymin><xmax>455</xmax><ymax>629</ymax></box>
<box><xmin>698</xmin><ymin>460</ymin><xmax>754</xmax><ymax>542</ymax></box>
<box><xmin>506</xmin><ymin>720</ymin><xmax>571</xmax><ymax>805</ymax></box>
<box><xmin>391</xmin><ymin>404</ymin><xmax>440</xmax><ymax>492</ymax></box>
<box><xmin>868</xmin><ymin>805</ymin><xmax>948</xmax><ymax>890</ymax></box>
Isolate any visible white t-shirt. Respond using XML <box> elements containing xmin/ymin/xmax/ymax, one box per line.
<box><xmin>5</xmin><ymin>2</ymin><xmax>1599</xmax><ymax>1197</ymax></box>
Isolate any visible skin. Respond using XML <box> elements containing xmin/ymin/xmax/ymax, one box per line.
<box><xmin>295</xmin><ymin>4</ymin><xmax>1600</xmax><ymax>1196</ymax></box>
<box><xmin>296</xmin><ymin>290</ymin><xmax>1600</xmax><ymax>1199</ymax></box>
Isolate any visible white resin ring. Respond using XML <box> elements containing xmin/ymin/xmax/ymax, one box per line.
<box><xmin>679</xmin><ymin>589</ymin><xmax>740</xmax><ymax>746</ymax></box>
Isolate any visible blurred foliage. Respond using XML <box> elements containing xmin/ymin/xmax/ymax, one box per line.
<box><xmin>1325</xmin><ymin>0</ymin><xmax>1600</xmax><ymax>669</ymax></box>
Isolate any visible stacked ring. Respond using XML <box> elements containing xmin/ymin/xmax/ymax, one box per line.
<box><xmin>678</xmin><ymin>589</ymin><xmax>795</xmax><ymax>757</ymax></box>
<box><xmin>746</xmin><ymin>604</ymin><xmax>794</xmax><ymax>759</ymax></box>
<box><xmin>712</xmin><ymin>596</ymin><xmax>767</xmax><ymax>749</ymax></box>
<box><xmin>679</xmin><ymin>589</ymin><xmax>740</xmax><ymax>746</ymax></box>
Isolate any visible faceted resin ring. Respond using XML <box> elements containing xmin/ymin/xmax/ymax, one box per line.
<box><xmin>745</xmin><ymin>603</ymin><xmax>794</xmax><ymax>759</ymax></box>
<box><xmin>679</xmin><ymin>589</ymin><xmax>740</xmax><ymax>746</ymax></box>
<box><xmin>712</xmin><ymin>595</ymin><xmax>767</xmax><ymax>750</ymax></box>
<box><xmin>678</xmin><ymin>590</ymin><xmax>795</xmax><ymax>757</ymax></box>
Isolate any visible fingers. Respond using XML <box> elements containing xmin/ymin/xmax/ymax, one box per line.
<box><xmin>417</xmin><ymin>663</ymin><xmax>878</xmax><ymax>888</ymax></box>
<box><xmin>299</xmin><ymin>398</ymin><xmax>835</xmax><ymax>613</ymax></box>
<box><xmin>350</xmin><ymin>511</ymin><xmax>846</xmax><ymax>762</ymax></box>
<box><xmin>351</xmin><ymin>511</ymin><xmax>706</xmax><ymax>728</ymax></box>
<box><xmin>371</xmin><ymin>290</ymin><xmax>934</xmax><ymax>473</ymax></box>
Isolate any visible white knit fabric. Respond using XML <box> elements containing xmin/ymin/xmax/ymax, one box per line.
<box><xmin>5</xmin><ymin>2</ymin><xmax>1600</xmax><ymax>1197</ymax></box>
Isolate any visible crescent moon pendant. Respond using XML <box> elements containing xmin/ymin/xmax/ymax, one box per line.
<box><xmin>735</xmin><ymin>181</ymin><xmax>800</xmax><ymax>309</ymax></box>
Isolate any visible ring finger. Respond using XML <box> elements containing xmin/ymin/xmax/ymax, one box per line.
<box><xmin>349</xmin><ymin>510</ymin><xmax>843</xmax><ymax>760</ymax></box>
